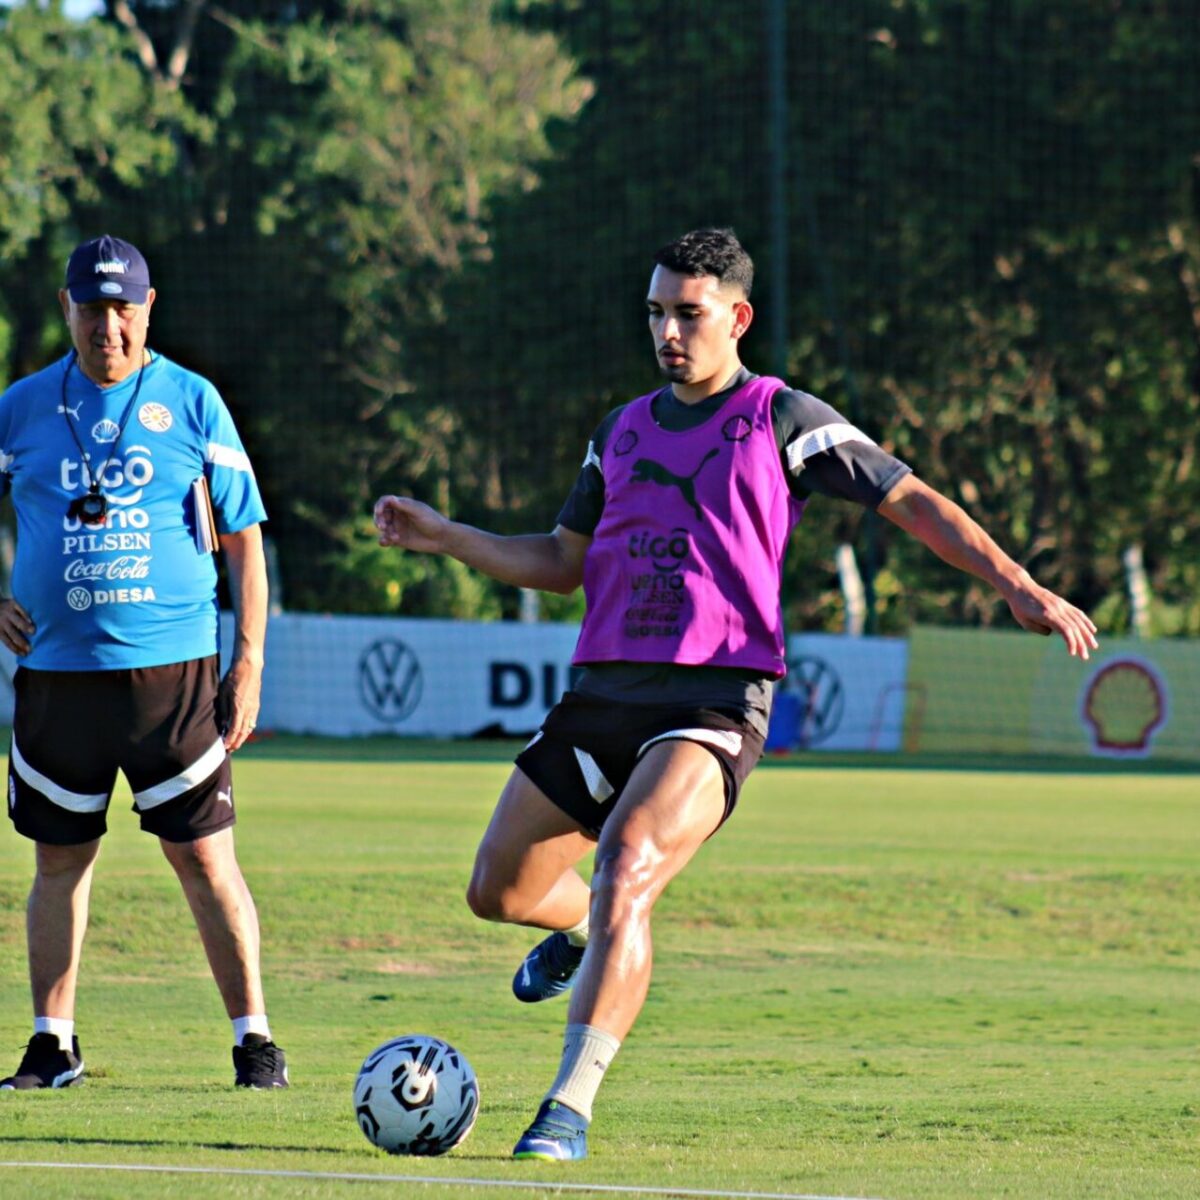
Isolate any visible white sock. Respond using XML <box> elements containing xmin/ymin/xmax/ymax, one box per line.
<box><xmin>34</xmin><ymin>1016</ymin><xmax>75</xmax><ymax>1051</ymax></box>
<box><xmin>563</xmin><ymin>914</ymin><xmax>590</xmax><ymax>948</ymax></box>
<box><xmin>545</xmin><ymin>1023</ymin><xmax>621</xmax><ymax>1121</ymax></box>
<box><xmin>232</xmin><ymin>1015</ymin><xmax>271</xmax><ymax>1046</ymax></box>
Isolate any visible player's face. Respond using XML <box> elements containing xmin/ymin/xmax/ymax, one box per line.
<box><xmin>646</xmin><ymin>267</ymin><xmax>752</xmax><ymax>402</ymax></box>
<box><xmin>58</xmin><ymin>289</ymin><xmax>157</xmax><ymax>387</ymax></box>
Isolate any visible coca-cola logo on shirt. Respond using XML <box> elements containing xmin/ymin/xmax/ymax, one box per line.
<box><xmin>64</xmin><ymin>556</ymin><xmax>152</xmax><ymax>582</ymax></box>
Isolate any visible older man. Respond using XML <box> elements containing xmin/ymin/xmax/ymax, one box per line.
<box><xmin>0</xmin><ymin>235</ymin><xmax>286</xmax><ymax>1089</ymax></box>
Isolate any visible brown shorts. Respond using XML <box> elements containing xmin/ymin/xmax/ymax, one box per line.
<box><xmin>7</xmin><ymin>657</ymin><xmax>234</xmax><ymax>846</ymax></box>
<box><xmin>514</xmin><ymin>691</ymin><xmax>765</xmax><ymax>836</ymax></box>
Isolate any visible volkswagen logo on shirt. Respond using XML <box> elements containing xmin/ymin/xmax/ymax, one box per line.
<box><xmin>783</xmin><ymin>655</ymin><xmax>844</xmax><ymax>747</ymax></box>
<box><xmin>358</xmin><ymin>639</ymin><xmax>423</xmax><ymax>723</ymax></box>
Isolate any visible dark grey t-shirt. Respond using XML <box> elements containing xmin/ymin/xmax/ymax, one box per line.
<box><xmin>558</xmin><ymin>369</ymin><xmax>910</xmax><ymax>733</ymax></box>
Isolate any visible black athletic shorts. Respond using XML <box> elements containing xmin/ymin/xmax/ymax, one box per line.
<box><xmin>514</xmin><ymin>690</ymin><xmax>765</xmax><ymax>836</ymax></box>
<box><xmin>7</xmin><ymin>657</ymin><xmax>234</xmax><ymax>846</ymax></box>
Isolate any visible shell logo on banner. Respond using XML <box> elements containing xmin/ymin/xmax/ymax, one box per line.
<box><xmin>1079</xmin><ymin>658</ymin><xmax>1168</xmax><ymax>756</ymax></box>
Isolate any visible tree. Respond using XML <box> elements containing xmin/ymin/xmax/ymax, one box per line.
<box><xmin>0</xmin><ymin>0</ymin><xmax>195</xmax><ymax>385</ymax></box>
<box><xmin>87</xmin><ymin>1</ymin><xmax>589</xmax><ymax>612</ymax></box>
<box><xmin>428</xmin><ymin>0</ymin><xmax>1200</xmax><ymax>634</ymax></box>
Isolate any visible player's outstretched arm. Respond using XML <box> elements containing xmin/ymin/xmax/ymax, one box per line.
<box><xmin>878</xmin><ymin>474</ymin><xmax>1099</xmax><ymax>659</ymax></box>
<box><xmin>373</xmin><ymin>494</ymin><xmax>590</xmax><ymax>595</ymax></box>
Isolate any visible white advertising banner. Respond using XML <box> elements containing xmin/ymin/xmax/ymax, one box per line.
<box><xmin>778</xmin><ymin>633</ymin><xmax>909</xmax><ymax>752</ymax></box>
<box><xmin>0</xmin><ymin>617</ymin><xmax>908</xmax><ymax>749</ymax></box>
<box><xmin>243</xmin><ymin>612</ymin><xmax>582</xmax><ymax>738</ymax></box>
<box><xmin>240</xmin><ymin>615</ymin><xmax>909</xmax><ymax>745</ymax></box>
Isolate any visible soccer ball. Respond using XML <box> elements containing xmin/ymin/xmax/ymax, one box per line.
<box><xmin>353</xmin><ymin>1034</ymin><xmax>480</xmax><ymax>1156</ymax></box>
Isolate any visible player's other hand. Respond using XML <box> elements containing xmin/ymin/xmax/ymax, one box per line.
<box><xmin>0</xmin><ymin>597</ymin><xmax>34</xmax><ymax>656</ymax></box>
<box><xmin>1004</xmin><ymin>578</ymin><xmax>1099</xmax><ymax>659</ymax></box>
<box><xmin>373</xmin><ymin>495</ymin><xmax>451</xmax><ymax>553</ymax></box>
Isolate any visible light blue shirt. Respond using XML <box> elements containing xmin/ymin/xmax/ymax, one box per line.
<box><xmin>0</xmin><ymin>352</ymin><xmax>266</xmax><ymax>669</ymax></box>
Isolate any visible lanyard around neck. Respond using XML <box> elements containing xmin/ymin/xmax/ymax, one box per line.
<box><xmin>60</xmin><ymin>350</ymin><xmax>149</xmax><ymax>499</ymax></box>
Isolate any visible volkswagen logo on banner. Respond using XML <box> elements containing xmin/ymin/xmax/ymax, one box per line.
<box><xmin>358</xmin><ymin>639</ymin><xmax>423</xmax><ymax>724</ymax></box>
<box><xmin>784</xmin><ymin>655</ymin><xmax>844</xmax><ymax>747</ymax></box>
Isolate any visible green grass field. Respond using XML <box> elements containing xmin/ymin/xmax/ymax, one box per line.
<box><xmin>0</xmin><ymin>737</ymin><xmax>1196</xmax><ymax>1199</ymax></box>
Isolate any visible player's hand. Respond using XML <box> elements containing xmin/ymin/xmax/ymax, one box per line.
<box><xmin>373</xmin><ymin>495</ymin><xmax>452</xmax><ymax>552</ymax></box>
<box><xmin>218</xmin><ymin>657</ymin><xmax>263</xmax><ymax>752</ymax></box>
<box><xmin>0</xmin><ymin>597</ymin><xmax>34</xmax><ymax>656</ymax></box>
<box><xmin>1003</xmin><ymin>579</ymin><xmax>1099</xmax><ymax>659</ymax></box>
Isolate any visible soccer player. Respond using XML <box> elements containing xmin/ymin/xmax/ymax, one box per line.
<box><xmin>373</xmin><ymin>227</ymin><xmax>1097</xmax><ymax>1160</ymax></box>
<box><xmin>0</xmin><ymin>236</ymin><xmax>287</xmax><ymax>1090</ymax></box>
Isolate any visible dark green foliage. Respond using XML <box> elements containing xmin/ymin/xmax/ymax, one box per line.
<box><xmin>0</xmin><ymin>1</ymin><xmax>1196</xmax><ymax>627</ymax></box>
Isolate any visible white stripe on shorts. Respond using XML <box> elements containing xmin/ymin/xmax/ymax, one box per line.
<box><xmin>132</xmin><ymin>737</ymin><xmax>226</xmax><ymax>811</ymax></box>
<box><xmin>9</xmin><ymin>738</ymin><xmax>109</xmax><ymax>814</ymax></box>
<box><xmin>573</xmin><ymin>748</ymin><xmax>615</xmax><ymax>804</ymax></box>
<box><xmin>638</xmin><ymin>727</ymin><xmax>744</xmax><ymax>760</ymax></box>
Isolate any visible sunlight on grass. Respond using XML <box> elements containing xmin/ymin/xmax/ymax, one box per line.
<box><xmin>0</xmin><ymin>746</ymin><xmax>1196</xmax><ymax>1199</ymax></box>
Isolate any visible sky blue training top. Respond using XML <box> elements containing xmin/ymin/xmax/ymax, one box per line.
<box><xmin>0</xmin><ymin>351</ymin><xmax>266</xmax><ymax>670</ymax></box>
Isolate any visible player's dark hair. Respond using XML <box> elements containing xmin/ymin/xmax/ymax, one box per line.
<box><xmin>653</xmin><ymin>227</ymin><xmax>754</xmax><ymax>298</ymax></box>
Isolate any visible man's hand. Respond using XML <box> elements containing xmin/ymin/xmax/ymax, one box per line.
<box><xmin>373</xmin><ymin>496</ymin><xmax>588</xmax><ymax>594</ymax></box>
<box><xmin>879</xmin><ymin>476</ymin><xmax>1099</xmax><ymax>659</ymax></box>
<box><xmin>217</xmin><ymin>657</ymin><xmax>263</xmax><ymax>752</ymax></box>
<box><xmin>1002</xmin><ymin>575</ymin><xmax>1099</xmax><ymax>660</ymax></box>
<box><xmin>373</xmin><ymin>495</ymin><xmax>452</xmax><ymax>552</ymax></box>
<box><xmin>0</xmin><ymin>598</ymin><xmax>34</xmax><ymax>656</ymax></box>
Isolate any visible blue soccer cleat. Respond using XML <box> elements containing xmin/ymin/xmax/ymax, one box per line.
<box><xmin>512</xmin><ymin>931</ymin><xmax>585</xmax><ymax>1003</ymax></box>
<box><xmin>512</xmin><ymin>1098</ymin><xmax>590</xmax><ymax>1161</ymax></box>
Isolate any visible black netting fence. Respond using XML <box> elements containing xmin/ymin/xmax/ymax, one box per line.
<box><xmin>2</xmin><ymin>0</ymin><xmax>1198</xmax><ymax>635</ymax></box>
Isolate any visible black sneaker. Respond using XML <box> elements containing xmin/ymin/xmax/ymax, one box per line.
<box><xmin>233</xmin><ymin>1034</ymin><xmax>288</xmax><ymax>1088</ymax></box>
<box><xmin>0</xmin><ymin>1032</ymin><xmax>85</xmax><ymax>1090</ymax></box>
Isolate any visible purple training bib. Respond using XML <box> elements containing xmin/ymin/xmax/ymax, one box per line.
<box><xmin>573</xmin><ymin>375</ymin><xmax>804</xmax><ymax>678</ymax></box>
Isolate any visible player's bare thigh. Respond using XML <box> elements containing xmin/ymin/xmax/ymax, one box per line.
<box><xmin>593</xmin><ymin>738</ymin><xmax>727</xmax><ymax>902</ymax></box>
<box><xmin>467</xmin><ymin>766</ymin><xmax>596</xmax><ymax>922</ymax></box>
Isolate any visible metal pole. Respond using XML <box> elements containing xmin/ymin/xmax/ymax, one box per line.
<box><xmin>783</xmin><ymin>3</ymin><xmax>879</xmax><ymax>633</ymax></box>
<box><xmin>766</xmin><ymin>0</ymin><xmax>789</xmax><ymax>377</ymax></box>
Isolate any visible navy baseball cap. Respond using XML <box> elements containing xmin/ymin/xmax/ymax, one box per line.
<box><xmin>64</xmin><ymin>235</ymin><xmax>151</xmax><ymax>304</ymax></box>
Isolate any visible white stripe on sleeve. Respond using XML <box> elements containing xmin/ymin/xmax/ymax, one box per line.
<box><xmin>786</xmin><ymin>422</ymin><xmax>877</xmax><ymax>472</ymax></box>
<box><xmin>206</xmin><ymin>442</ymin><xmax>255</xmax><ymax>473</ymax></box>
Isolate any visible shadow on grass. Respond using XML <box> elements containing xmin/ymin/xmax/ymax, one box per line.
<box><xmin>0</xmin><ymin>1134</ymin><xmax>347</xmax><ymax>1154</ymax></box>
<box><xmin>237</xmin><ymin>733</ymin><xmax>1199</xmax><ymax>775</ymax></box>
<box><xmin>5</xmin><ymin>724</ymin><xmax>1193</xmax><ymax>774</ymax></box>
<box><xmin>0</xmin><ymin>1134</ymin><xmax>525</xmax><ymax>1165</ymax></box>
<box><xmin>237</xmin><ymin>734</ymin><xmax>522</xmax><ymax>765</ymax></box>
<box><xmin>756</xmin><ymin>750</ymin><xmax>1200</xmax><ymax>775</ymax></box>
